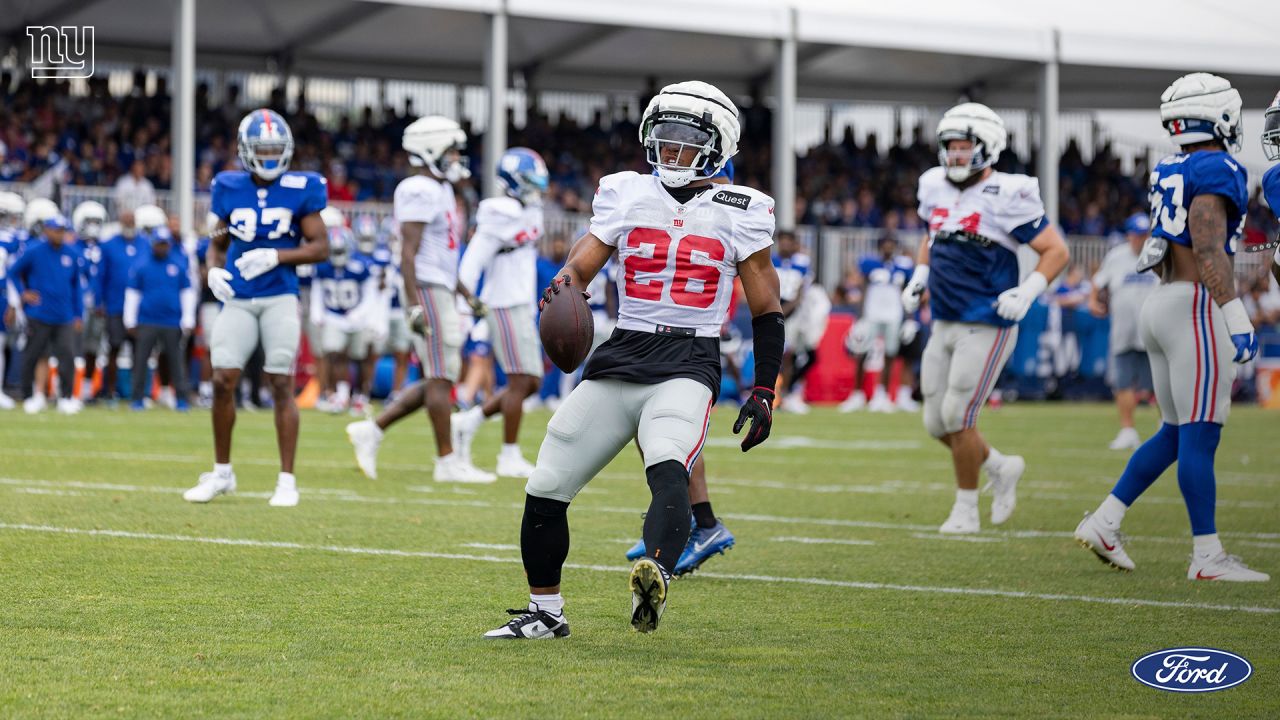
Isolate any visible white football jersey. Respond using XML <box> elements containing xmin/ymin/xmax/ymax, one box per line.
<box><xmin>916</xmin><ymin>167</ymin><xmax>1043</xmax><ymax>253</ymax></box>
<box><xmin>457</xmin><ymin>196</ymin><xmax>542</xmax><ymax>309</ymax></box>
<box><xmin>589</xmin><ymin>172</ymin><xmax>775</xmax><ymax>338</ymax></box>
<box><xmin>394</xmin><ymin>174</ymin><xmax>460</xmax><ymax>288</ymax></box>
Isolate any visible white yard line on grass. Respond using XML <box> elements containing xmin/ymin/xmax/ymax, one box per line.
<box><xmin>771</xmin><ymin>536</ymin><xmax>876</xmax><ymax>546</ymax></box>
<box><xmin>910</xmin><ymin>533</ymin><xmax>1005</xmax><ymax>544</ymax></box>
<box><xmin>0</xmin><ymin>522</ymin><xmax>1274</xmax><ymax>615</ymax></box>
<box><xmin>459</xmin><ymin>543</ymin><xmax>520</xmax><ymax>550</ymax></box>
<box><xmin>5</xmin><ymin>477</ymin><xmax>1280</xmax><ymax>546</ymax></box>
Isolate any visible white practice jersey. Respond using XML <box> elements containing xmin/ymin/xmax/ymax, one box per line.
<box><xmin>457</xmin><ymin>197</ymin><xmax>542</xmax><ymax>309</ymax></box>
<box><xmin>394</xmin><ymin>174</ymin><xmax>460</xmax><ymax>289</ymax></box>
<box><xmin>589</xmin><ymin>172</ymin><xmax>775</xmax><ymax>337</ymax></box>
<box><xmin>859</xmin><ymin>253</ymin><xmax>914</xmax><ymax>324</ymax></box>
<box><xmin>917</xmin><ymin>166</ymin><xmax>1047</xmax><ymax>327</ymax></box>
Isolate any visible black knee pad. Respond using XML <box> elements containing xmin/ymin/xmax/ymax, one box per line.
<box><xmin>645</xmin><ymin>460</ymin><xmax>689</xmax><ymax>496</ymax></box>
<box><xmin>526</xmin><ymin>494</ymin><xmax>569</xmax><ymax>519</ymax></box>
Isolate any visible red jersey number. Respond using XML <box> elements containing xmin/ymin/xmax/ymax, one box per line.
<box><xmin>622</xmin><ymin>228</ymin><xmax>723</xmax><ymax>308</ymax></box>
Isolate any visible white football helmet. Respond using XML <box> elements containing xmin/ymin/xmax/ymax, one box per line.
<box><xmin>640</xmin><ymin>80</ymin><xmax>740</xmax><ymax>187</ymax></box>
<box><xmin>24</xmin><ymin>197</ymin><xmax>60</xmax><ymax>232</ymax></box>
<box><xmin>0</xmin><ymin>191</ymin><xmax>25</xmax><ymax>227</ymax></box>
<box><xmin>402</xmin><ymin>116</ymin><xmax>470</xmax><ymax>182</ymax></box>
<box><xmin>1160</xmin><ymin>73</ymin><xmax>1242</xmax><ymax>153</ymax></box>
<box><xmin>1263</xmin><ymin>92</ymin><xmax>1280</xmax><ymax>162</ymax></box>
<box><xmin>320</xmin><ymin>206</ymin><xmax>346</xmax><ymax>229</ymax></box>
<box><xmin>936</xmin><ymin>103</ymin><xmax>1007</xmax><ymax>183</ymax></box>
<box><xmin>135</xmin><ymin>203</ymin><xmax>167</xmax><ymax>231</ymax></box>
<box><xmin>72</xmin><ymin>201</ymin><xmax>108</xmax><ymax>240</ymax></box>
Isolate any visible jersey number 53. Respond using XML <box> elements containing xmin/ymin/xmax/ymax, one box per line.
<box><xmin>228</xmin><ymin>207</ymin><xmax>294</xmax><ymax>243</ymax></box>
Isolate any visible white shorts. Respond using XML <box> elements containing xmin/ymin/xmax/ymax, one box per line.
<box><xmin>376</xmin><ymin>313</ymin><xmax>411</xmax><ymax>355</ymax></box>
<box><xmin>1142</xmin><ymin>282</ymin><xmax>1234</xmax><ymax>425</ymax></box>
<box><xmin>525</xmin><ymin>378</ymin><xmax>714</xmax><ymax>503</ymax></box>
<box><xmin>410</xmin><ymin>283</ymin><xmax>462</xmax><ymax>381</ymax></box>
<box><xmin>488</xmin><ymin>305</ymin><xmax>543</xmax><ymax>378</ymax></box>
<box><xmin>847</xmin><ymin>317</ymin><xmax>903</xmax><ymax>358</ymax></box>
<box><xmin>211</xmin><ymin>294</ymin><xmax>300</xmax><ymax>375</ymax></box>
<box><xmin>197</xmin><ymin>302</ymin><xmax>220</xmax><ymax>350</ymax></box>
<box><xmin>921</xmin><ymin>320</ymin><xmax>1017</xmax><ymax>438</ymax></box>
<box><xmin>321</xmin><ymin>321</ymin><xmax>368</xmax><ymax>360</ymax></box>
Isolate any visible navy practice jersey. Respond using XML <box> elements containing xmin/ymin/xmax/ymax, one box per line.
<box><xmin>211</xmin><ymin>170</ymin><xmax>327</xmax><ymax>299</ymax></box>
<box><xmin>1148</xmin><ymin>150</ymin><xmax>1247</xmax><ymax>255</ymax></box>
<box><xmin>312</xmin><ymin>255</ymin><xmax>372</xmax><ymax>315</ymax></box>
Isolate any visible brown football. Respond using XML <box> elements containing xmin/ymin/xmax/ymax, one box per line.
<box><xmin>538</xmin><ymin>280</ymin><xmax>595</xmax><ymax>373</ymax></box>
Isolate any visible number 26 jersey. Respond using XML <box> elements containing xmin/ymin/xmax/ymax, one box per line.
<box><xmin>589</xmin><ymin>171</ymin><xmax>775</xmax><ymax>338</ymax></box>
<box><xmin>211</xmin><ymin>170</ymin><xmax>327</xmax><ymax>299</ymax></box>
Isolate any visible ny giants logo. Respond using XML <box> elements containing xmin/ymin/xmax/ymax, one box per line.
<box><xmin>27</xmin><ymin>26</ymin><xmax>94</xmax><ymax>79</ymax></box>
<box><xmin>1131</xmin><ymin>648</ymin><xmax>1252</xmax><ymax>693</ymax></box>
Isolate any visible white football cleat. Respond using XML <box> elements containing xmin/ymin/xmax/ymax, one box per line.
<box><xmin>1073</xmin><ymin>512</ymin><xmax>1134</xmax><ymax>571</ymax></box>
<box><xmin>938</xmin><ymin>502</ymin><xmax>980</xmax><ymax>534</ymax></box>
<box><xmin>23</xmin><ymin>394</ymin><xmax>47</xmax><ymax>414</ymax></box>
<box><xmin>984</xmin><ymin>454</ymin><xmax>1025</xmax><ymax>525</ymax></box>
<box><xmin>867</xmin><ymin>388</ymin><xmax>896</xmax><ymax>413</ymax></box>
<box><xmin>346</xmin><ymin>420</ymin><xmax>383</xmax><ymax>479</ymax></box>
<box><xmin>268</xmin><ymin>476</ymin><xmax>299</xmax><ymax>507</ymax></box>
<box><xmin>450</xmin><ymin>408</ymin><xmax>484</xmax><ymax>465</ymax></box>
<box><xmin>629</xmin><ymin>557</ymin><xmax>670</xmax><ymax>633</ymax></box>
<box><xmin>895</xmin><ymin>387</ymin><xmax>919</xmax><ymax>412</ymax></box>
<box><xmin>838</xmin><ymin>390</ymin><xmax>866</xmax><ymax>413</ymax></box>
<box><xmin>434</xmin><ymin>455</ymin><xmax>496</xmax><ymax>484</ymax></box>
<box><xmin>184</xmin><ymin>471</ymin><xmax>236</xmax><ymax>503</ymax></box>
<box><xmin>496</xmin><ymin>451</ymin><xmax>536</xmax><ymax>479</ymax></box>
<box><xmin>1108</xmin><ymin>427</ymin><xmax>1141</xmax><ymax>450</ymax></box>
<box><xmin>0</xmin><ymin>392</ymin><xmax>15</xmax><ymax>410</ymax></box>
<box><xmin>1188</xmin><ymin>552</ymin><xmax>1270</xmax><ymax>582</ymax></box>
<box><xmin>781</xmin><ymin>393</ymin><xmax>810</xmax><ymax>414</ymax></box>
<box><xmin>56</xmin><ymin>398</ymin><xmax>83</xmax><ymax>415</ymax></box>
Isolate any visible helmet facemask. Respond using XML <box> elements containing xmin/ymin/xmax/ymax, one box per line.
<box><xmin>329</xmin><ymin>227</ymin><xmax>352</xmax><ymax>266</ymax></box>
<box><xmin>1263</xmin><ymin>107</ymin><xmax>1280</xmax><ymax>162</ymax></box>
<box><xmin>938</xmin><ymin>133</ymin><xmax>993</xmax><ymax>183</ymax></box>
<box><xmin>644</xmin><ymin>116</ymin><xmax>719</xmax><ymax>188</ymax></box>
<box><xmin>242</xmin><ymin>137</ymin><xmax>293</xmax><ymax>181</ymax></box>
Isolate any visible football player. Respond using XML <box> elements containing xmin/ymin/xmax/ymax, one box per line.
<box><xmin>71</xmin><ymin>201</ymin><xmax>108</xmax><ymax>402</ymax></box>
<box><xmin>449</xmin><ymin>147</ymin><xmax>548</xmax><ymax>478</ymax></box>
<box><xmin>1261</xmin><ymin>93</ymin><xmax>1280</xmax><ymax>285</ymax></box>
<box><xmin>774</xmin><ymin>230</ymin><xmax>813</xmax><ymax>413</ymax></box>
<box><xmin>844</xmin><ymin>234</ymin><xmax>915</xmax><ymax>413</ymax></box>
<box><xmin>0</xmin><ymin>193</ymin><xmax>25</xmax><ymax>409</ymax></box>
<box><xmin>484</xmin><ymin>81</ymin><xmax>783</xmax><ymax>639</ymax></box>
<box><xmin>1075</xmin><ymin>74</ymin><xmax>1268</xmax><ymax>581</ymax></box>
<box><xmin>183</xmin><ymin>109</ymin><xmax>330</xmax><ymax>508</ymax></box>
<box><xmin>345</xmin><ymin>117</ymin><xmax>494</xmax><ymax>483</ymax></box>
<box><xmin>901</xmin><ymin>102</ymin><xmax>1069</xmax><ymax>534</ymax></box>
<box><xmin>311</xmin><ymin>225</ymin><xmax>379</xmax><ymax>413</ymax></box>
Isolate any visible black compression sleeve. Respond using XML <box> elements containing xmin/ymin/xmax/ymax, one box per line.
<box><xmin>751</xmin><ymin>312</ymin><xmax>785</xmax><ymax>393</ymax></box>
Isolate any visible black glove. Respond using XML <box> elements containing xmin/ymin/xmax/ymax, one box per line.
<box><xmin>733</xmin><ymin>386</ymin><xmax>775</xmax><ymax>452</ymax></box>
<box><xmin>539</xmin><ymin>274</ymin><xmax>590</xmax><ymax>311</ymax></box>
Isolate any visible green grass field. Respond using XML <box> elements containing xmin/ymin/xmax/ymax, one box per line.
<box><xmin>1</xmin><ymin>401</ymin><xmax>1277</xmax><ymax>718</ymax></box>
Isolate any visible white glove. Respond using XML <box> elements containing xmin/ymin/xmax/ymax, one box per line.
<box><xmin>234</xmin><ymin>248</ymin><xmax>280</xmax><ymax>281</ymax></box>
<box><xmin>901</xmin><ymin>265</ymin><xmax>929</xmax><ymax>313</ymax></box>
<box><xmin>1221</xmin><ymin>298</ymin><xmax>1259</xmax><ymax>365</ymax></box>
<box><xmin>208</xmin><ymin>267</ymin><xmax>235</xmax><ymax>303</ymax></box>
<box><xmin>406</xmin><ymin>305</ymin><xmax>430</xmax><ymax>337</ymax></box>
<box><xmin>900</xmin><ymin>319</ymin><xmax>920</xmax><ymax>346</ymax></box>
<box><xmin>994</xmin><ymin>271</ymin><xmax>1048</xmax><ymax>322</ymax></box>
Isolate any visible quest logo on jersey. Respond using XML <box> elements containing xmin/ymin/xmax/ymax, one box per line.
<box><xmin>712</xmin><ymin>190</ymin><xmax>751</xmax><ymax>210</ymax></box>
<box><xmin>1130</xmin><ymin>648</ymin><xmax>1252</xmax><ymax>693</ymax></box>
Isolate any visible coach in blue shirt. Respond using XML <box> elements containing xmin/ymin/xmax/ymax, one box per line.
<box><xmin>8</xmin><ymin>214</ymin><xmax>81</xmax><ymax>401</ymax></box>
<box><xmin>124</xmin><ymin>229</ymin><xmax>194</xmax><ymax>410</ymax></box>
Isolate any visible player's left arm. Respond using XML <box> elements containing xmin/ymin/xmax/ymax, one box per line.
<box><xmin>734</xmin><ymin>247</ymin><xmax>784</xmax><ymax>452</ymax></box>
<box><xmin>1190</xmin><ymin>194</ymin><xmax>1257</xmax><ymax>363</ymax></box>
<box><xmin>1027</xmin><ymin>225</ymin><xmax>1070</xmax><ymax>284</ymax></box>
<box><xmin>275</xmin><ymin>212</ymin><xmax>329</xmax><ymax>265</ymax></box>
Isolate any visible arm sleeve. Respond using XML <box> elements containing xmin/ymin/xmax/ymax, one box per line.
<box><xmin>180</xmin><ymin>287</ymin><xmax>197</xmax><ymax>328</ymax></box>
<box><xmin>299</xmin><ymin>174</ymin><xmax>328</xmax><ymax>216</ymax></box>
<box><xmin>457</xmin><ymin>232</ymin><xmax>502</xmax><ymax>296</ymax></box>
<box><xmin>588</xmin><ymin>174</ymin><xmax>625</xmax><ymax>247</ymax></box>
<box><xmin>123</xmin><ymin>288</ymin><xmax>141</xmax><ymax>328</ymax></box>
<box><xmin>1190</xmin><ymin>153</ymin><xmax>1250</xmax><ymax>217</ymax></box>
<box><xmin>393</xmin><ymin>178</ymin><xmax>443</xmax><ymax>224</ymax></box>
<box><xmin>996</xmin><ymin>176</ymin><xmax>1048</xmax><ymax>236</ymax></box>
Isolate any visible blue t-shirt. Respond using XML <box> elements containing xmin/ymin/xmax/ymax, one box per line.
<box><xmin>1149</xmin><ymin>150</ymin><xmax>1248</xmax><ymax>254</ymax></box>
<box><xmin>8</xmin><ymin>238</ymin><xmax>84</xmax><ymax>325</ymax></box>
<box><xmin>129</xmin><ymin>251</ymin><xmax>191</xmax><ymax>327</ymax></box>
<box><xmin>210</xmin><ymin>170</ymin><xmax>327</xmax><ymax>299</ymax></box>
<box><xmin>312</xmin><ymin>256</ymin><xmax>372</xmax><ymax>315</ymax></box>
<box><xmin>99</xmin><ymin>233</ymin><xmax>150</xmax><ymax>315</ymax></box>
<box><xmin>1262</xmin><ymin>164</ymin><xmax>1280</xmax><ymax>220</ymax></box>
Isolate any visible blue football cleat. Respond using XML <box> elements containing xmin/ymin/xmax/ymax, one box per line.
<box><xmin>625</xmin><ymin>538</ymin><xmax>646</xmax><ymax>561</ymax></box>
<box><xmin>674</xmin><ymin>521</ymin><xmax>735</xmax><ymax>576</ymax></box>
<box><xmin>130</xmin><ymin>400</ymin><xmax>146</xmax><ymax>412</ymax></box>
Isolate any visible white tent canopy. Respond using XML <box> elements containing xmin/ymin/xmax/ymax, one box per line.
<box><xmin>4</xmin><ymin>0</ymin><xmax>1275</xmax><ymax>231</ymax></box>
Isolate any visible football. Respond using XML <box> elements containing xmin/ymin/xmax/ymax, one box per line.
<box><xmin>538</xmin><ymin>279</ymin><xmax>595</xmax><ymax>372</ymax></box>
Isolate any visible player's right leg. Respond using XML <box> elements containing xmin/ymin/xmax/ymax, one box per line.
<box><xmin>485</xmin><ymin>379</ymin><xmax>636</xmax><ymax>639</ymax></box>
<box><xmin>186</xmin><ymin>299</ymin><xmax>261</xmax><ymax>503</ymax></box>
<box><xmin>259</xmin><ymin>294</ymin><xmax>303</xmax><ymax>506</ymax></box>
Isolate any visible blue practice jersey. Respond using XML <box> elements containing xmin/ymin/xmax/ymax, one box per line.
<box><xmin>71</xmin><ymin>238</ymin><xmax>103</xmax><ymax>313</ymax></box>
<box><xmin>369</xmin><ymin>243</ymin><xmax>401</xmax><ymax>308</ymax></box>
<box><xmin>313</xmin><ymin>256</ymin><xmax>372</xmax><ymax>315</ymax></box>
<box><xmin>1263</xmin><ymin>165</ymin><xmax>1280</xmax><ymax>220</ymax></box>
<box><xmin>773</xmin><ymin>252</ymin><xmax>812</xmax><ymax>304</ymax></box>
<box><xmin>0</xmin><ymin>231</ymin><xmax>16</xmax><ymax>330</ymax></box>
<box><xmin>211</xmin><ymin>170</ymin><xmax>327</xmax><ymax>299</ymax></box>
<box><xmin>1148</xmin><ymin>150</ymin><xmax>1247</xmax><ymax>254</ymax></box>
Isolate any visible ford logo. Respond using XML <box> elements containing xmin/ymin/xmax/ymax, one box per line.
<box><xmin>1131</xmin><ymin>648</ymin><xmax>1252</xmax><ymax>693</ymax></box>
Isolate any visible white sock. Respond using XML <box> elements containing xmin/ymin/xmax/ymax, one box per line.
<box><xmin>955</xmin><ymin>489</ymin><xmax>979</xmax><ymax>508</ymax></box>
<box><xmin>502</xmin><ymin>443</ymin><xmax>521</xmax><ymax>457</ymax></box>
<box><xmin>463</xmin><ymin>405</ymin><xmax>485</xmax><ymax>426</ymax></box>
<box><xmin>982</xmin><ymin>448</ymin><xmax>1006</xmax><ymax>473</ymax></box>
<box><xmin>1096</xmin><ymin>494</ymin><xmax>1127</xmax><ymax>528</ymax></box>
<box><xmin>530</xmin><ymin>593</ymin><xmax>564</xmax><ymax>615</ymax></box>
<box><xmin>277</xmin><ymin>472</ymin><xmax>296</xmax><ymax>490</ymax></box>
<box><xmin>438</xmin><ymin>452</ymin><xmax>456</xmax><ymax>463</ymax></box>
<box><xmin>1193</xmin><ymin>533</ymin><xmax>1223</xmax><ymax>559</ymax></box>
<box><xmin>214</xmin><ymin>463</ymin><xmax>233</xmax><ymax>478</ymax></box>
